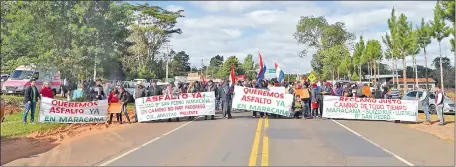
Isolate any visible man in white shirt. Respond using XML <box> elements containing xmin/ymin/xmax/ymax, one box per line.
<box><xmin>434</xmin><ymin>86</ymin><xmax>445</xmax><ymax>126</ymax></box>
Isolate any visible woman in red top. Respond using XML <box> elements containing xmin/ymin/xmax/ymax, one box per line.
<box><xmin>40</xmin><ymin>82</ymin><xmax>54</xmax><ymax>98</ymax></box>
<box><xmin>108</xmin><ymin>87</ymin><xmax>121</xmax><ymax>124</ymax></box>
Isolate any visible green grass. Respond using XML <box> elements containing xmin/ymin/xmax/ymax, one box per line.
<box><xmin>1</xmin><ymin>104</ymin><xmax>67</xmax><ymax>139</ymax></box>
<box><xmin>1</xmin><ymin>100</ymin><xmax>136</xmax><ymax>139</ymax></box>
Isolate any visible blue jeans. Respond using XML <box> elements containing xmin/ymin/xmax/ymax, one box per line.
<box><xmin>436</xmin><ymin>104</ymin><xmax>445</xmax><ymax>125</ymax></box>
<box><xmin>422</xmin><ymin>102</ymin><xmax>430</xmax><ymax>121</ymax></box>
<box><xmin>23</xmin><ymin>102</ymin><xmax>37</xmax><ymax>122</ymax></box>
<box><xmin>121</xmin><ymin>104</ymin><xmax>131</xmax><ymax>122</ymax></box>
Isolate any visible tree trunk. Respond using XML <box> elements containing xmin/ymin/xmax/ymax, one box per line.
<box><xmin>402</xmin><ymin>56</ymin><xmax>407</xmax><ymax>92</ymax></box>
<box><xmin>359</xmin><ymin>65</ymin><xmax>362</xmax><ymax>82</ymax></box>
<box><xmin>373</xmin><ymin>61</ymin><xmax>377</xmax><ymax>85</ymax></box>
<box><xmin>439</xmin><ymin>41</ymin><xmax>444</xmax><ymax>91</ymax></box>
<box><xmin>413</xmin><ymin>55</ymin><xmax>418</xmax><ymax>90</ymax></box>
<box><xmin>424</xmin><ymin>47</ymin><xmax>429</xmax><ymax>90</ymax></box>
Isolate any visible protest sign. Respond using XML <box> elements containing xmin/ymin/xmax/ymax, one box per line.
<box><xmin>322</xmin><ymin>96</ymin><xmax>418</xmax><ymax>122</ymax></box>
<box><xmin>269</xmin><ymin>87</ymin><xmax>285</xmax><ymax>93</ymax></box>
<box><xmin>39</xmin><ymin>97</ymin><xmax>108</xmax><ymax>123</ymax></box>
<box><xmin>109</xmin><ymin>103</ymin><xmax>122</xmax><ymax>113</ymax></box>
<box><xmin>135</xmin><ymin>92</ymin><xmax>216</xmax><ymax>122</ymax></box>
<box><xmin>232</xmin><ymin>86</ymin><xmax>293</xmax><ymax>116</ymax></box>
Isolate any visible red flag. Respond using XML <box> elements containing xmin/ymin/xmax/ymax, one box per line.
<box><xmin>230</xmin><ymin>65</ymin><xmax>235</xmax><ymax>83</ymax></box>
<box><xmin>201</xmin><ymin>74</ymin><xmax>206</xmax><ymax>85</ymax></box>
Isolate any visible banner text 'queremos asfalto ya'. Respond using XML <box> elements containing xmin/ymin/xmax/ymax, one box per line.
<box><xmin>39</xmin><ymin>97</ymin><xmax>108</xmax><ymax>123</ymax></box>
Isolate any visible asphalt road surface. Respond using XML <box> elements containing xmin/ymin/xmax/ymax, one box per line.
<box><xmin>4</xmin><ymin>111</ymin><xmax>454</xmax><ymax>166</ymax></box>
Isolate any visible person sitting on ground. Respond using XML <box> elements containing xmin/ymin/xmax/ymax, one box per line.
<box><xmin>40</xmin><ymin>82</ymin><xmax>54</xmax><ymax>99</ymax></box>
<box><xmin>108</xmin><ymin>87</ymin><xmax>122</xmax><ymax>124</ymax></box>
<box><xmin>292</xmin><ymin>95</ymin><xmax>305</xmax><ymax>119</ymax></box>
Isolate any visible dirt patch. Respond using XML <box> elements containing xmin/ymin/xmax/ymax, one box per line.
<box><xmin>407</xmin><ymin>113</ymin><xmax>455</xmax><ymax>143</ymax></box>
<box><xmin>1</xmin><ymin>109</ymin><xmax>137</xmax><ymax>165</ymax></box>
<box><xmin>4</xmin><ymin>105</ymin><xmax>21</xmax><ymax>115</ymax></box>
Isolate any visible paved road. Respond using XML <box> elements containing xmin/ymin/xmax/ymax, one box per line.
<box><xmin>4</xmin><ymin>111</ymin><xmax>454</xmax><ymax>166</ymax></box>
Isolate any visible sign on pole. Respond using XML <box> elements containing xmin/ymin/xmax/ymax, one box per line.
<box><xmin>308</xmin><ymin>73</ymin><xmax>316</xmax><ymax>82</ymax></box>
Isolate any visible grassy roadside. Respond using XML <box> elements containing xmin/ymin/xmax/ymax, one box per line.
<box><xmin>1</xmin><ymin>95</ymin><xmax>135</xmax><ymax>139</ymax></box>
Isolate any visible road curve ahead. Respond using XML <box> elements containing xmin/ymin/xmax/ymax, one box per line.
<box><xmin>99</xmin><ymin>111</ymin><xmax>412</xmax><ymax>166</ymax></box>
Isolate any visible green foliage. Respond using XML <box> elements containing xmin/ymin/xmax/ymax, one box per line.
<box><xmin>351</xmin><ymin>71</ymin><xmax>359</xmax><ymax>81</ymax></box>
<box><xmin>242</xmin><ymin>54</ymin><xmax>257</xmax><ymax>80</ymax></box>
<box><xmin>430</xmin><ymin>1</ymin><xmax>451</xmax><ymax>42</ymax></box>
<box><xmin>209</xmin><ymin>55</ymin><xmax>224</xmax><ymax>67</ymax></box>
<box><xmin>294</xmin><ymin>15</ymin><xmax>354</xmax><ymax>76</ymax></box>
<box><xmin>216</xmin><ymin>56</ymin><xmax>242</xmax><ymax>79</ymax></box>
<box><xmin>138</xmin><ymin>65</ymin><xmax>156</xmax><ymax>79</ymax></box>
<box><xmin>169</xmin><ymin>50</ymin><xmax>191</xmax><ymax>76</ymax></box>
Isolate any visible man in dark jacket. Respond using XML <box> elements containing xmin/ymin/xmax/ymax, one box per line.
<box><xmin>23</xmin><ymin>80</ymin><xmax>40</xmax><ymax>124</ymax></box>
<box><xmin>205</xmin><ymin>80</ymin><xmax>216</xmax><ymax>120</ymax></box>
<box><xmin>219</xmin><ymin>79</ymin><xmax>233</xmax><ymax>119</ymax></box>
<box><xmin>90</xmin><ymin>79</ymin><xmax>105</xmax><ymax>100</ymax></box>
<box><xmin>119</xmin><ymin>87</ymin><xmax>131</xmax><ymax>123</ymax></box>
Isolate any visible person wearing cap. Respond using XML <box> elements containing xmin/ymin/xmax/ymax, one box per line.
<box><xmin>148</xmin><ymin>81</ymin><xmax>162</xmax><ymax>96</ymax></box>
<box><xmin>90</xmin><ymin>79</ymin><xmax>105</xmax><ymax>100</ymax></box>
<box><xmin>134</xmin><ymin>81</ymin><xmax>147</xmax><ymax>122</ymax></box>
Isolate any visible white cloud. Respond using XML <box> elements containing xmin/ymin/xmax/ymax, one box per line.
<box><xmin>168</xmin><ymin>1</ymin><xmax>454</xmax><ymax>74</ymax></box>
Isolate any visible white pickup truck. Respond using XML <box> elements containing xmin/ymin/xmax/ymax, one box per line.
<box><xmin>133</xmin><ymin>79</ymin><xmax>150</xmax><ymax>89</ymax></box>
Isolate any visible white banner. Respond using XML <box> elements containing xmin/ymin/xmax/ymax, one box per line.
<box><xmin>232</xmin><ymin>86</ymin><xmax>293</xmax><ymax>116</ymax></box>
<box><xmin>39</xmin><ymin>97</ymin><xmax>108</xmax><ymax>123</ymax></box>
<box><xmin>268</xmin><ymin>86</ymin><xmax>285</xmax><ymax>93</ymax></box>
<box><xmin>135</xmin><ymin>92</ymin><xmax>216</xmax><ymax>122</ymax></box>
<box><xmin>322</xmin><ymin>96</ymin><xmax>418</xmax><ymax>122</ymax></box>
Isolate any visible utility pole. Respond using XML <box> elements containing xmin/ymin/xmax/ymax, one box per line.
<box><xmin>165</xmin><ymin>44</ymin><xmax>172</xmax><ymax>83</ymax></box>
<box><xmin>201</xmin><ymin>59</ymin><xmax>203</xmax><ymax>75</ymax></box>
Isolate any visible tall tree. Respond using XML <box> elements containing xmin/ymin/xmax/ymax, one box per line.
<box><xmin>353</xmin><ymin>36</ymin><xmax>365</xmax><ymax>81</ymax></box>
<box><xmin>408</xmin><ymin>28</ymin><xmax>421</xmax><ymax>88</ymax></box>
<box><xmin>242</xmin><ymin>54</ymin><xmax>256</xmax><ymax>80</ymax></box>
<box><xmin>209</xmin><ymin>55</ymin><xmax>224</xmax><ymax>67</ymax></box>
<box><xmin>216</xmin><ymin>56</ymin><xmax>241</xmax><ymax>79</ymax></box>
<box><xmin>293</xmin><ymin>16</ymin><xmax>355</xmax><ymax>76</ymax></box>
<box><xmin>363</xmin><ymin>40</ymin><xmax>383</xmax><ymax>84</ymax></box>
<box><xmin>395</xmin><ymin>13</ymin><xmax>414</xmax><ymax>91</ymax></box>
<box><xmin>430</xmin><ymin>1</ymin><xmax>451</xmax><ymax>90</ymax></box>
<box><xmin>169</xmin><ymin>51</ymin><xmax>191</xmax><ymax>76</ymax></box>
<box><xmin>440</xmin><ymin>0</ymin><xmax>455</xmax><ymax>52</ymax></box>
<box><xmin>416</xmin><ymin>18</ymin><xmax>433</xmax><ymax>89</ymax></box>
<box><xmin>382</xmin><ymin>8</ymin><xmax>400</xmax><ymax>87</ymax></box>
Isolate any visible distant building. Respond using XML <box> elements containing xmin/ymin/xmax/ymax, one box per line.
<box><xmin>389</xmin><ymin>78</ymin><xmax>436</xmax><ymax>90</ymax></box>
<box><xmin>363</xmin><ymin>74</ymin><xmax>400</xmax><ymax>84</ymax></box>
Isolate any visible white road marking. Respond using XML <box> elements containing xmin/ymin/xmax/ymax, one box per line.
<box><xmin>97</xmin><ymin>120</ymin><xmax>194</xmax><ymax>166</ymax></box>
<box><xmin>332</xmin><ymin>120</ymin><xmax>415</xmax><ymax>166</ymax></box>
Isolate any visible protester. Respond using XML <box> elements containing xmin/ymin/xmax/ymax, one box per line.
<box><xmin>419</xmin><ymin>88</ymin><xmax>431</xmax><ymax>125</ymax></box>
<box><xmin>119</xmin><ymin>87</ymin><xmax>131</xmax><ymax>124</ymax></box>
<box><xmin>61</xmin><ymin>78</ymin><xmax>69</xmax><ymax>98</ymax></box>
<box><xmin>40</xmin><ymin>82</ymin><xmax>54</xmax><ymax>98</ymax></box>
<box><xmin>72</xmin><ymin>84</ymin><xmax>87</xmax><ymax>101</ymax></box>
<box><xmin>292</xmin><ymin>95</ymin><xmax>305</xmax><ymax>119</ymax></box>
<box><xmin>108</xmin><ymin>87</ymin><xmax>122</xmax><ymax>124</ymax></box>
<box><xmin>148</xmin><ymin>81</ymin><xmax>162</xmax><ymax>96</ymax></box>
<box><xmin>187</xmin><ymin>81</ymin><xmax>197</xmax><ymax>120</ymax></box>
<box><xmin>90</xmin><ymin>79</ymin><xmax>105</xmax><ymax>100</ymax></box>
<box><xmin>434</xmin><ymin>86</ymin><xmax>445</xmax><ymax>126</ymax></box>
<box><xmin>23</xmin><ymin>80</ymin><xmax>40</xmax><ymax>124</ymax></box>
<box><xmin>134</xmin><ymin>81</ymin><xmax>147</xmax><ymax>122</ymax></box>
<box><xmin>310</xmin><ymin>83</ymin><xmax>318</xmax><ymax>119</ymax></box>
<box><xmin>257</xmin><ymin>80</ymin><xmax>269</xmax><ymax>118</ymax></box>
<box><xmin>335</xmin><ymin>83</ymin><xmax>343</xmax><ymax>96</ymax></box>
<box><xmin>319</xmin><ymin>82</ymin><xmax>332</xmax><ymax>118</ymax></box>
<box><xmin>205</xmin><ymin>80</ymin><xmax>216</xmax><ymax>120</ymax></box>
<box><xmin>219</xmin><ymin>79</ymin><xmax>233</xmax><ymax>119</ymax></box>
<box><xmin>374</xmin><ymin>84</ymin><xmax>383</xmax><ymax>99</ymax></box>
<box><xmin>362</xmin><ymin>83</ymin><xmax>372</xmax><ymax>98</ymax></box>
<box><xmin>168</xmin><ymin>81</ymin><xmax>182</xmax><ymax>122</ymax></box>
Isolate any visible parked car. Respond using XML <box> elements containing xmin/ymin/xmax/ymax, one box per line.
<box><xmin>121</xmin><ymin>81</ymin><xmax>136</xmax><ymax>95</ymax></box>
<box><xmin>402</xmin><ymin>90</ymin><xmax>455</xmax><ymax>114</ymax></box>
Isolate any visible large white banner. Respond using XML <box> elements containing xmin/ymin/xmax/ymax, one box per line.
<box><xmin>268</xmin><ymin>86</ymin><xmax>285</xmax><ymax>93</ymax></box>
<box><xmin>232</xmin><ymin>86</ymin><xmax>293</xmax><ymax>116</ymax></box>
<box><xmin>135</xmin><ymin>92</ymin><xmax>216</xmax><ymax>122</ymax></box>
<box><xmin>39</xmin><ymin>97</ymin><xmax>108</xmax><ymax>123</ymax></box>
<box><xmin>322</xmin><ymin>96</ymin><xmax>418</xmax><ymax>122</ymax></box>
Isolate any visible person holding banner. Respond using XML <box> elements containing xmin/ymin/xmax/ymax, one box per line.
<box><xmin>40</xmin><ymin>82</ymin><xmax>54</xmax><ymax>99</ymax></box>
<box><xmin>187</xmin><ymin>82</ymin><xmax>197</xmax><ymax>120</ymax></box>
<box><xmin>134</xmin><ymin>81</ymin><xmax>147</xmax><ymax>122</ymax></box>
<box><xmin>108</xmin><ymin>87</ymin><xmax>122</xmax><ymax>124</ymax></box>
<box><xmin>205</xmin><ymin>80</ymin><xmax>216</xmax><ymax>120</ymax></box>
<box><xmin>310</xmin><ymin>83</ymin><xmax>319</xmax><ymax>119</ymax></box>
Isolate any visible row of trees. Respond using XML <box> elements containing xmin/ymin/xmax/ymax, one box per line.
<box><xmin>202</xmin><ymin>54</ymin><xmax>258</xmax><ymax>80</ymax></box>
<box><xmin>1</xmin><ymin>1</ymin><xmax>197</xmax><ymax>82</ymax></box>
<box><xmin>294</xmin><ymin>1</ymin><xmax>455</xmax><ymax>90</ymax></box>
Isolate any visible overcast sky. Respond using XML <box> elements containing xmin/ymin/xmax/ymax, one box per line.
<box><xmin>129</xmin><ymin>1</ymin><xmax>454</xmax><ymax>74</ymax></box>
